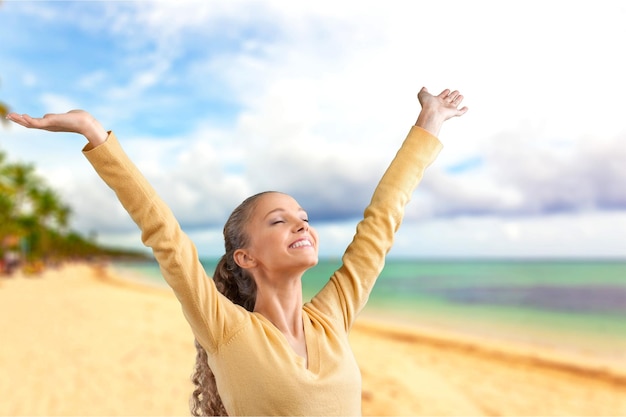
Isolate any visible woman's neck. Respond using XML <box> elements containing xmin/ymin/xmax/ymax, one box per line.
<box><xmin>253</xmin><ymin>274</ymin><xmax>304</xmax><ymax>337</ymax></box>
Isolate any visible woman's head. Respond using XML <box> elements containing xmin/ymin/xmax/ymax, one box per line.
<box><xmin>212</xmin><ymin>191</ymin><xmax>319</xmax><ymax>310</ymax></box>
<box><xmin>233</xmin><ymin>191</ymin><xmax>319</xmax><ymax>281</ymax></box>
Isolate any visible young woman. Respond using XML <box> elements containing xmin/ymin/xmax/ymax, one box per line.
<box><xmin>7</xmin><ymin>87</ymin><xmax>467</xmax><ymax>416</ymax></box>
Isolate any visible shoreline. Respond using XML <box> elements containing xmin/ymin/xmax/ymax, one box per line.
<box><xmin>1</xmin><ymin>262</ymin><xmax>625</xmax><ymax>416</ymax></box>
<box><xmin>353</xmin><ymin>316</ymin><xmax>626</xmax><ymax>384</ymax></box>
<box><xmin>358</xmin><ymin>307</ymin><xmax>626</xmax><ymax>378</ymax></box>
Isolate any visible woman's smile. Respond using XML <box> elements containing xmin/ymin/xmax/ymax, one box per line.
<box><xmin>289</xmin><ymin>238</ymin><xmax>313</xmax><ymax>249</ymax></box>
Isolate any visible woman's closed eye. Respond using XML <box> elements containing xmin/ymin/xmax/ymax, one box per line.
<box><xmin>270</xmin><ymin>218</ymin><xmax>309</xmax><ymax>225</ymax></box>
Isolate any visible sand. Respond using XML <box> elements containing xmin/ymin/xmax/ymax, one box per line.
<box><xmin>0</xmin><ymin>263</ymin><xmax>625</xmax><ymax>416</ymax></box>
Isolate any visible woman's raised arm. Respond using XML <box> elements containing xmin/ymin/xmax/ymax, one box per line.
<box><xmin>310</xmin><ymin>87</ymin><xmax>468</xmax><ymax>330</ymax></box>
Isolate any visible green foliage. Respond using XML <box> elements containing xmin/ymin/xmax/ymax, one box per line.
<box><xmin>0</xmin><ymin>150</ymin><xmax>146</xmax><ymax>262</ymax></box>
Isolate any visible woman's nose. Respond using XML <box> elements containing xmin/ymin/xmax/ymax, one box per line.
<box><xmin>295</xmin><ymin>219</ymin><xmax>309</xmax><ymax>233</ymax></box>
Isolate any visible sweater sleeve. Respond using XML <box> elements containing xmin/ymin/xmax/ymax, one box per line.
<box><xmin>309</xmin><ymin>125</ymin><xmax>442</xmax><ymax>331</ymax></box>
<box><xmin>82</xmin><ymin>132</ymin><xmax>248</xmax><ymax>353</ymax></box>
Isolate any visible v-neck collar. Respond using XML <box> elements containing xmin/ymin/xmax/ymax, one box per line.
<box><xmin>253</xmin><ymin>311</ymin><xmax>319</xmax><ymax>373</ymax></box>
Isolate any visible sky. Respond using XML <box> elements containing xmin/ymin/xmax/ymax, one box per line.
<box><xmin>1</xmin><ymin>0</ymin><xmax>625</xmax><ymax>259</ymax></box>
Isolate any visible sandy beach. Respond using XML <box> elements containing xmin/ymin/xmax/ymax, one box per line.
<box><xmin>1</xmin><ymin>263</ymin><xmax>625</xmax><ymax>416</ymax></box>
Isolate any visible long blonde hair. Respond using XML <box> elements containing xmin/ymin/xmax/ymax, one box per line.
<box><xmin>190</xmin><ymin>192</ymin><xmax>274</xmax><ymax>416</ymax></box>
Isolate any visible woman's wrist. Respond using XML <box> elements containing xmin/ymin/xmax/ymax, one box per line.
<box><xmin>415</xmin><ymin>109</ymin><xmax>445</xmax><ymax>137</ymax></box>
<box><xmin>82</xmin><ymin>117</ymin><xmax>108</xmax><ymax>147</ymax></box>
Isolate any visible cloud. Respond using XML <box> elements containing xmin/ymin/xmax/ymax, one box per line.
<box><xmin>419</xmin><ymin>129</ymin><xmax>626</xmax><ymax>218</ymax></box>
<box><xmin>390</xmin><ymin>211</ymin><xmax>626</xmax><ymax>259</ymax></box>
<box><xmin>39</xmin><ymin>94</ymin><xmax>81</xmax><ymax>115</ymax></box>
<box><xmin>487</xmin><ymin>130</ymin><xmax>626</xmax><ymax>214</ymax></box>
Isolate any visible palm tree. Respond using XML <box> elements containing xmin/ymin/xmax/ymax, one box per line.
<box><xmin>0</xmin><ymin>155</ymin><xmax>71</xmax><ymax>260</ymax></box>
<box><xmin>0</xmin><ymin>152</ymin><xmax>19</xmax><ymax>237</ymax></box>
<box><xmin>0</xmin><ymin>182</ymin><xmax>14</xmax><ymax>236</ymax></box>
<box><xmin>31</xmin><ymin>187</ymin><xmax>72</xmax><ymax>258</ymax></box>
<box><xmin>3</xmin><ymin>162</ymin><xmax>40</xmax><ymax>219</ymax></box>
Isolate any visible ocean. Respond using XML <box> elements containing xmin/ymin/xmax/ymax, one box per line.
<box><xmin>112</xmin><ymin>258</ymin><xmax>626</xmax><ymax>365</ymax></box>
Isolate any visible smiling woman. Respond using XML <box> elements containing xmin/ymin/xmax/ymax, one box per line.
<box><xmin>6</xmin><ymin>86</ymin><xmax>467</xmax><ymax>416</ymax></box>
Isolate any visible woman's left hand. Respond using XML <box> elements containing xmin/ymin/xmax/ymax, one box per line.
<box><xmin>415</xmin><ymin>87</ymin><xmax>468</xmax><ymax>136</ymax></box>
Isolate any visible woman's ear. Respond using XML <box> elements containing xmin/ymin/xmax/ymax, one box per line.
<box><xmin>233</xmin><ymin>248</ymin><xmax>256</xmax><ymax>269</ymax></box>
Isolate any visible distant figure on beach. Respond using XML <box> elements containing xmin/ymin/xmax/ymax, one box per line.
<box><xmin>7</xmin><ymin>86</ymin><xmax>467</xmax><ymax>416</ymax></box>
<box><xmin>1</xmin><ymin>235</ymin><xmax>22</xmax><ymax>276</ymax></box>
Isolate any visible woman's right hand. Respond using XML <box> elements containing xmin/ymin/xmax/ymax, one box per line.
<box><xmin>6</xmin><ymin>110</ymin><xmax>108</xmax><ymax>147</ymax></box>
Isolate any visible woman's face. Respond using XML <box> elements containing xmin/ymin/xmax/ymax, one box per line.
<box><xmin>239</xmin><ymin>192</ymin><xmax>319</xmax><ymax>277</ymax></box>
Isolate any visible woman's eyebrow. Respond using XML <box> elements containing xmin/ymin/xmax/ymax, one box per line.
<box><xmin>263</xmin><ymin>207</ymin><xmax>306</xmax><ymax>219</ymax></box>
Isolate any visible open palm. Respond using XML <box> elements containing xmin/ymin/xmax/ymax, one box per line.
<box><xmin>7</xmin><ymin>110</ymin><xmax>107</xmax><ymax>145</ymax></box>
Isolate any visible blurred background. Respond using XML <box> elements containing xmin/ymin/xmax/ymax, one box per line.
<box><xmin>1</xmin><ymin>1</ymin><xmax>625</xmax><ymax>416</ymax></box>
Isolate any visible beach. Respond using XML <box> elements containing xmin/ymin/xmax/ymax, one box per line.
<box><xmin>1</xmin><ymin>263</ymin><xmax>625</xmax><ymax>416</ymax></box>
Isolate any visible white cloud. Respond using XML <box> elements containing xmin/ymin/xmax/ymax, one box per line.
<box><xmin>21</xmin><ymin>72</ymin><xmax>38</xmax><ymax>87</ymax></box>
<box><xmin>76</xmin><ymin>71</ymin><xmax>108</xmax><ymax>90</ymax></box>
<box><xmin>391</xmin><ymin>211</ymin><xmax>626</xmax><ymax>259</ymax></box>
<box><xmin>39</xmin><ymin>94</ymin><xmax>80</xmax><ymax>115</ymax></box>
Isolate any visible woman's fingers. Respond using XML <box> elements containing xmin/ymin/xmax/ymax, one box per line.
<box><xmin>436</xmin><ymin>89</ymin><xmax>451</xmax><ymax>99</ymax></box>
<box><xmin>445</xmin><ymin>90</ymin><xmax>460</xmax><ymax>103</ymax></box>
<box><xmin>22</xmin><ymin>114</ymin><xmax>45</xmax><ymax>128</ymax></box>
<box><xmin>6</xmin><ymin>113</ymin><xmax>31</xmax><ymax>128</ymax></box>
<box><xmin>15</xmin><ymin>113</ymin><xmax>51</xmax><ymax>129</ymax></box>
<box><xmin>7</xmin><ymin>111</ymin><xmax>88</xmax><ymax>133</ymax></box>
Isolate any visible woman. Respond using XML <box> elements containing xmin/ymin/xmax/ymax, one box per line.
<box><xmin>7</xmin><ymin>86</ymin><xmax>467</xmax><ymax>416</ymax></box>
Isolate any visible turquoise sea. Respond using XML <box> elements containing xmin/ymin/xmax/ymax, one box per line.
<box><xmin>112</xmin><ymin>258</ymin><xmax>626</xmax><ymax>365</ymax></box>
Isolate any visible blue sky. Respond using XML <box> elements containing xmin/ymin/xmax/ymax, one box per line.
<box><xmin>1</xmin><ymin>0</ymin><xmax>625</xmax><ymax>259</ymax></box>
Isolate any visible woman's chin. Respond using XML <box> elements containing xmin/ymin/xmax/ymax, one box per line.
<box><xmin>301</xmin><ymin>256</ymin><xmax>319</xmax><ymax>270</ymax></box>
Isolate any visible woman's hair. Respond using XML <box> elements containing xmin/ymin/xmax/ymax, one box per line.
<box><xmin>190</xmin><ymin>191</ymin><xmax>274</xmax><ymax>416</ymax></box>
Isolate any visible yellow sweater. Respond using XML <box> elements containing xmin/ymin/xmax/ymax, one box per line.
<box><xmin>83</xmin><ymin>126</ymin><xmax>442</xmax><ymax>416</ymax></box>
